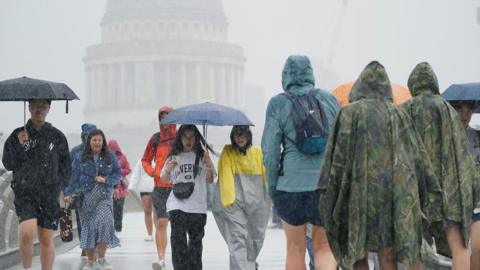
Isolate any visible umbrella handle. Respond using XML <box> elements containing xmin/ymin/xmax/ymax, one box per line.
<box><xmin>24</xmin><ymin>101</ymin><xmax>26</xmax><ymax>130</ymax></box>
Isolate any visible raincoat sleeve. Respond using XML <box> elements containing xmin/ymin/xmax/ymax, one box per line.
<box><xmin>2</xmin><ymin>129</ymin><xmax>28</xmax><ymax>172</ymax></box>
<box><xmin>142</xmin><ymin>136</ymin><xmax>155</xmax><ymax>177</ymax></box>
<box><xmin>119</xmin><ymin>155</ymin><xmax>131</xmax><ymax>177</ymax></box>
<box><xmin>261</xmin><ymin>99</ymin><xmax>283</xmax><ymax>197</ymax></box>
<box><xmin>57</xmin><ymin>133</ymin><xmax>72</xmax><ymax>189</ymax></box>
<box><xmin>64</xmin><ymin>154</ymin><xmax>81</xmax><ymax>196</ymax></box>
<box><xmin>218</xmin><ymin>146</ymin><xmax>235</xmax><ymax>207</ymax></box>
<box><xmin>128</xmin><ymin>160</ymin><xmax>142</xmax><ymax>191</ymax></box>
<box><xmin>105</xmin><ymin>154</ymin><xmax>122</xmax><ymax>188</ymax></box>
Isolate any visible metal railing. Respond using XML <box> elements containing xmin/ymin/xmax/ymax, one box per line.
<box><xmin>0</xmin><ymin>168</ymin><xmax>18</xmax><ymax>253</ymax></box>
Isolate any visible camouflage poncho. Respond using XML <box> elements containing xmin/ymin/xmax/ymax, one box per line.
<box><xmin>401</xmin><ymin>62</ymin><xmax>475</xmax><ymax>257</ymax></box>
<box><xmin>318</xmin><ymin>61</ymin><xmax>442</xmax><ymax>268</ymax></box>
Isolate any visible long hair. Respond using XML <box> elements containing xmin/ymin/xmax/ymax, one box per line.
<box><xmin>82</xmin><ymin>129</ymin><xmax>111</xmax><ymax>163</ymax></box>
<box><xmin>230</xmin><ymin>125</ymin><xmax>252</xmax><ymax>155</ymax></box>
<box><xmin>169</xmin><ymin>125</ymin><xmax>213</xmax><ymax>178</ymax></box>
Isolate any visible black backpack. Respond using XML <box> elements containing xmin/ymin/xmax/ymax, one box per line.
<box><xmin>281</xmin><ymin>89</ymin><xmax>330</xmax><ymax>154</ymax></box>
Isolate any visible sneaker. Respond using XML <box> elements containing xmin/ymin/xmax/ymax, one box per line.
<box><xmin>152</xmin><ymin>259</ymin><xmax>167</xmax><ymax>270</ymax></box>
<box><xmin>144</xmin><ymin>235</ymin><xmax>153</xmax><ymax>241</ymax></box>
<box><xmin>98</xmin><ymin>257</ymin><xmax>113</xmax><ymax>270</ymax></box>
<box><xmin>81</xmin><ymin>261</ymin><xmax>95</xmax><ymax>270</ymax></box>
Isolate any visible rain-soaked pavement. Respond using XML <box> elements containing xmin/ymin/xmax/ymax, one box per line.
<box><xmin>6</xmin><ymin>211</ymin><xmax>287</xmax><ymax>270</ymax></box>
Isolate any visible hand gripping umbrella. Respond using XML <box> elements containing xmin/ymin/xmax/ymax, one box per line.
<box><xmin>0</xmin><ymin>76</ymin><xmax>80</xmax><ymax>126</ymax></box>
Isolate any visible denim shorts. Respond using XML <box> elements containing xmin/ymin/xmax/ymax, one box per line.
<box><xmin>272</xmin><ymin>190</ymin><xmax>322</xmax><ymax>226</ymax></box>
<box><xmin>473</xmin><ymin>212</ymin><xmax>480</xmax><ymax>222</ymax></box>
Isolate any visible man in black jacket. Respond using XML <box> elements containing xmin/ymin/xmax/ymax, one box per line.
<box><xmin>2</xmin><ymin>99</ymin><xmax>71</xmax><ymax>270</ymax></box>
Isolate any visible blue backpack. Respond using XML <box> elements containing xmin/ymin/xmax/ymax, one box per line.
<box><xmin>281</xmin><ymin>89</ymin><xmax>329</xmax><ymax>155</ymax></box>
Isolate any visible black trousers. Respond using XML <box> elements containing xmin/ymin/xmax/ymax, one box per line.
<box><xmin>113</xmin><ymin>197</ymin><xmax>125</xmax><ymax>232</ymax></box>
<box><xmin>170</xmin><ymin>210</ymin><xmax>207</xmax><ymax>270</ymax></box>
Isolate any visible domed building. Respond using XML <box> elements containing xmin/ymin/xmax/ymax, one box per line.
<box><xmin>83</xmin><ymin>0</ymin><xmax>246</xmax><ymax>157</ymax></box>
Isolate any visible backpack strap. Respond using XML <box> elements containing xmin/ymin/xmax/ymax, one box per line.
<box><xmin>152</xmin><ymin>132</ymin><xmax>160</xmax><ymax>161</ymax></box>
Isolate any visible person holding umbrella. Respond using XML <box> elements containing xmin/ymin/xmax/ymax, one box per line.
<box><xmin>449</xmin><ymin>100</ymin><xmax>480</xmax><ymax>269</ymax></box>
<box><xmin>2</xmin><ymin>99</ymin><xmax>71</xmax><ymax>270</ymax></box>
<box><xmin>160</xmin><ymin>125</ymin><xmax>216</xmax><ymax>270</ymax></box>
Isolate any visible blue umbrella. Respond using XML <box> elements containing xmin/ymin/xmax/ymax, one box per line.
<box><xmin>161</xmin><ymin>102</ymin><xmax>254</xmax><ymax>127</ymax></box>
<box><xmin>442</xmin><ymin>83</ymin><xmax>480</xmax><ymax>113</ymax></box>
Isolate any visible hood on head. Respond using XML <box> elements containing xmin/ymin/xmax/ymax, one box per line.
<box><xmin>281</xmin><ymin>55</ymin><xmax>315</xmax><ymax>94</ymax></box>
<box><xmin>107</xmin><ymin>139</ymin><xmax>122</xmax><ymax>155</ymax></box>
<box><xmin>80</xmin><ymin>123</ymin><xmax>97</xmax><ymax>143</ymax></box>
<box><xmin>407</xmin><ymin>62</ymin><xmax>440</xmax><ymax>97</ymax></box>
<box><xmin>349</xmin><ymin>61</ymin><xmax>393</xmax><ymax>103</ymax></box>
<box><xmin>158</xmin><ymin>106</ymin><xmax>173</xmax><ymax>118</ymax></box>
<box><xmin>158</xmin><ymin>106</ymin><xmax>176</xmax><ymax>139</ymax></box>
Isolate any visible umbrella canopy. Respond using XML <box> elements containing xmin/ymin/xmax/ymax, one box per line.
<box><xmin>332</xmin><ymin>81</ymin><xmax>411</xmax><ymax>107</ymax></box>
<box><xmin>161</xmin><ymin>102</ymin><xmax>254</xmax><ymax>126</ymax></box>
<box><xmin>0</xmin><ymin>76</ymin><xmax>79</xmax><ymax>101</ymax></box>
<box><xmin>0</xmin><ymin>76</ymin><xmax>80</xmax><ymax>126</ymax></box>
<box><xmin>442</xmin><ymin>83</ymin><xmax>480</xmax><ymax>113</ymax></box>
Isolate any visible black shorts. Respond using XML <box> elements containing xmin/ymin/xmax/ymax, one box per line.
<box><xmin>140</xmin><ymin>192</ymin><xmax>152</xmax><ymax>197</ymax></box>
<box><xmin>13</xmin><ymin>191</ymin><xmax>60</xmax><ymax>230</ymax></box>
<box><xmin>273</xmin><ymin>190</ymin><xmax>322</xmax><ymax>226</ymax></box>
<box><xmin>152</xmin><ymin>187</ymin><xmax>172</xmax><ymax>219</ymax></box>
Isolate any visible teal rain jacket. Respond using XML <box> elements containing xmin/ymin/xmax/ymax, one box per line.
<box><xmin>261</xmin><ymin>55</ymin><xmax>340</xmax><ymax>195</ymax></box>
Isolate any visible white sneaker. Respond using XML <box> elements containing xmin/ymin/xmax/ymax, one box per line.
<box><xmin>144</xmin><ymin>234</ymin><xmax>153</xmax><ymax>241</ymax></box>
<box><xmin>152</xmin><ymin>259</ymin><xmax>167</xmax><ymax>270</ymax></box>
<box><xmin>81</xmin><ymin>261</ymin><xmax>95</xmax><ymax>270</ymax></box>
<box><xmin>98</xmin><ymin>257</ymin><xmax>113</xmax><ymax>270</ymax></box>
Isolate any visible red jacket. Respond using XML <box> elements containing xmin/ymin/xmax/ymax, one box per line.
<box><xmin>142</xmin><ymin>108</ymin><xmax>176</xmax><ymax>187</ymax></box>
<box><xmin>108</xmin><ymin>139</ymin><xmax>131</xmax><ymax>198</ymax></box>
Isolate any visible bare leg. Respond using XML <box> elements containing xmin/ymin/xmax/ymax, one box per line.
<box><xmin>283</xmin><ymin>221</ymin><xmax>307</xmax><ymax>270</ymax></box>
<box><xmin>19</xmin><ymin>219</ymin><xmax>37</xmax><ymax>269</ymax></box>
<box><xmin>155</xmin><ymin>218</ymin><xmax>169</xmax><ymax>260</ymax></box>
<box><xmin>142</xmin><ymin>195</ymin><xmax>153</xmax><ymax>236</ymax></box>
<box><xmin>312</xmin><ymin>225</ymin><xmax>337</xmax><ymax>270</ymax></box>
<box><xmin>85</xmin><ymin>249</ymin><xmax>95</xmax><ymax>262</ymax></box>
<box><xmin>378</xmin><ymin>247</ymin><xmax>397</xmax><ymax>270</ymax></box>
<box><xmin>38</xmin><ymin>227</ymin><xmax>55</xmax><ymax>270</ymax></box>
<box><xmin>98</xmin><ymin>242</ymin><xmax>107</xmax><ymax>259</ymax></box>
<box><xmin>446</xmin><ymin>226</ymin><xmax>470</xmax><ymax>269</ymax></box>
<box><xmin>471</xmin><ymin>221</ymin><xmax>480</xmax><ymax>270</ymax></box>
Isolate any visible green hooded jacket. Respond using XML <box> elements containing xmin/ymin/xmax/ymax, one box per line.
<box><xmin>401</xmin><ymin>62</ymin><xmax>475</xmax><ymax>257</ymax></box>
<box><xmin>318</xmin><ymin>61</ymin><xmax>442</xmax><ymax>268</ymax></box>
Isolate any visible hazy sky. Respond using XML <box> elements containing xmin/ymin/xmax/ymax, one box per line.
<box><xmin>0</xmin><ymin>0</ymin><xmax>479</xmax><ymax>136</ymax></box>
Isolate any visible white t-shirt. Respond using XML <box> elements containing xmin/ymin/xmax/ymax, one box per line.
<box><xmin>162</xmin><ymin>151</ymin><xmax>216</xmax><ymax>214</ymax></box>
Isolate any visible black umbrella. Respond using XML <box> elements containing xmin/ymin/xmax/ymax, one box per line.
<box><xmin>0</xmin><ymin>76</ymin><xmax>79</xmax><ymax>125</ymax></box>
<box><xmin>442</xmin><ymin>82</ymin><xmax>480</xmax><ymax>113</ymax></box>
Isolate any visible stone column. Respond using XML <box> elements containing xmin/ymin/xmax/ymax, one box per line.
<box><xmin>164</xmin><ymin>62</ymin><xmax>171</xmax><ymax>105</ymax></box>
<box><xmin>194</xmin><ymin>63</ymin><xmax>202</xmax><ymax>101</ymax></box>
<box><xmin>206</xmin><ymin>63</ymin><xmax>215</xmax><ymax>101</ymax></box>
<box><xmin>228</xmin><ymin>66</ymin><xmax>236</xmax><ymax>107</ymax></box>
<box><xmin>179</xmin><ymin>62</ymin><xmax>187</xmax><ymax>104</ymax></box>
<box><xmin>217</xmin><ymin>64</ymin><xmax>226</xmax><ymax>105</ymax></box>
<box><xmin>236</xmin><ymin>67</ymin><xmax>245</xmax><ymax>109</ymax></box>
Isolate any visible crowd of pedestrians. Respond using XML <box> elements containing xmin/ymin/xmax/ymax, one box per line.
<box><xmin>2</xmin><ymin>54</ymin><xmax>480</xmax><ymax>270</ymax></box>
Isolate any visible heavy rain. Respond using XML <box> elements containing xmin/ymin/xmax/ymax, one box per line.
<box><xmin>0</xmin><ymin>0</ymin><xmax>479</xmax><ymax>269</ymax></box>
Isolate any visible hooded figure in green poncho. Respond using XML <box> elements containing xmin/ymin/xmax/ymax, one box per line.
<box><xmin>318</xmin><ymin>61</ymin><xmax>442</xmax><ymax>269</ymax></box>
<box><xmin>401</xmin><ymin>62</ymin><xmax>475</xmax><ymax>264</ymax></box>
